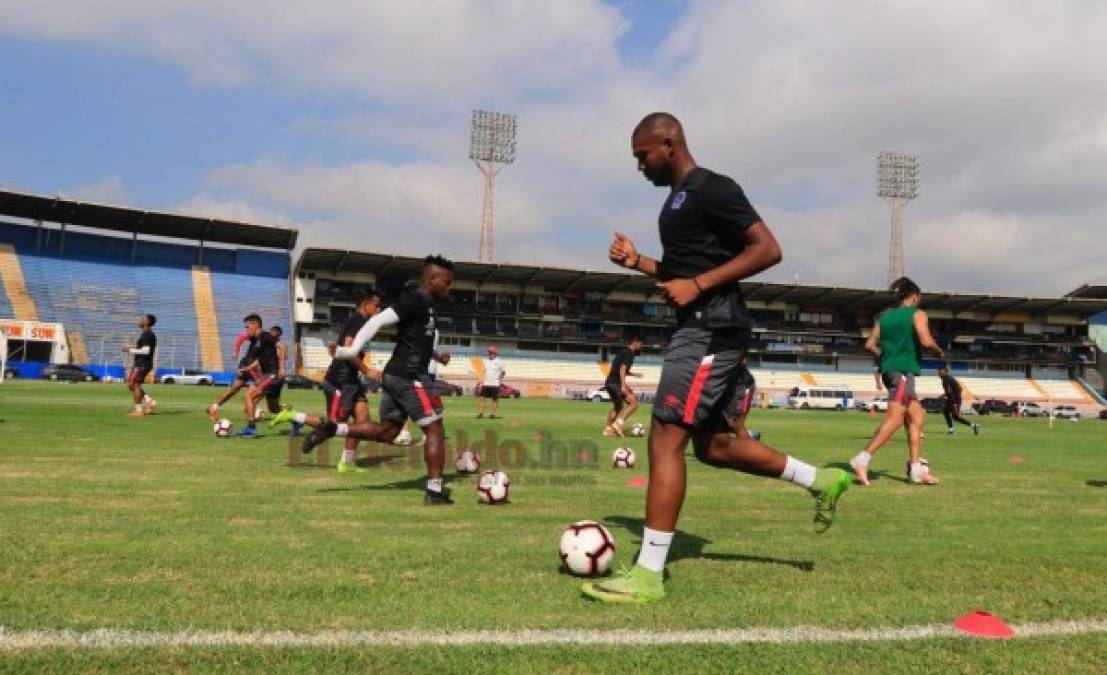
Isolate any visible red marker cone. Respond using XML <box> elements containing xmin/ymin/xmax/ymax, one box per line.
<box><xmin>627</xmin><ymin>476</ymin><xmax>648</xmax><ymax>488</ymax></box>
<box><xmin>953</xmin><ymin>611</ymin><xmax>1015</xmax><ymax>639</ymax></box>
<box><xmin>1009</xmin><ymin>455</ymin><xmax>1024</xmax><ymax>465</ymax></box>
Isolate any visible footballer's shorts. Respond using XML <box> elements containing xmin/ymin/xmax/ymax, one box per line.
<box><xmin>322</xmin><ymin>380</ymin><xmax>368</xmax><ymax>422</ymax></box>
<box><xmin>652</xmin><ymin>326</ymin><xmax>750</xmax><ymax>434</ymax></box>
<box><xmin>730</xmin><ymin>373</ymin><xmax>757</xmax><ymax>419</ymax></box>
<box><xmin>235</xmin><ymin>364</ymin><xmax>258</xmax><ymax>384</ymax></box>
<box><xmin>479</xmin><ymin>385</ymin><xmax>500</xmax><ymax>400</ymax></box>
<box><xmin>127</xmin><ymin>367</ymin><xmax>152</xmax><ymax>385</ymax></box>
<box><xmin>380</xmin><ymin>373</ymin><xmax>443</xmax><ymax>428</ymax></box>
<box><xmin>604</xmin><ymin>383</ymin><xmax>625</xmax><ymax>410</ymax></box>
<box><xmin>882</xmin><ymin>371</ymin><xmax>917</xmax><ymax>405</ymax></box>
<box><xmin>254</xmin><ymin>373</ymin><xmax>284</xmax><ymax>399</ymax></box>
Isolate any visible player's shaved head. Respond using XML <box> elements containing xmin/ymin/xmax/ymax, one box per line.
<box><xmin>633</xmin><ymin>112</ymin><xmax>684</xmax><ymax>139</ymax></box>
<box><xmin>631</xmin><ymin>111</ymin><xmax>694</xmax><ymax>187</ymax></box>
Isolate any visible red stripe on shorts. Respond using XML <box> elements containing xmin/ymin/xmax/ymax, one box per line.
<box><xmin>329</xmin><ymin>390</ymin><xmax>341</xmax><ymax>422</ymax></box>
<box><xmin>893</xmin><ymin>375</ymin><xmax>907</xmax><ymax>405</ymax></box>
<box><xmin>413</xmin><ymin>381</ymin><xmax>434</xmax><ymax>417</ymax></box>
<box><xmin>682</xmin><ymin>355</ymin><xmax>716</xmax><ymax>425</ymax></box>
<box><xmin>741</xmin><ymin>389</ymin><xmax>752</xmax><ymax>416</ymax></box>
<box><xmin>255</xmin><ymin>375</ymin><xmax>272</xmax><ymax>391</ymax></box>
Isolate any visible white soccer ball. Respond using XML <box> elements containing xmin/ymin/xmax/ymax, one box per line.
<box><xmin>213</xmin><ymin>419</ymin><xmax>234</xmax><ymax>437</ymax></box>
<box><xmin>559</xmin><ymin>520</ymin><xmax>616</xmax><ymax>577</ymax></box>
<box><xmin>393</xmin><ymin>428</ymin><xmax>413</xmax><ymax>446</ymax></box>
<box><xmin>612</xmin><ymin>447</ymin><xmax>636</xmax><ymax>469</ymax></box>
<box><xmin>455</xmin><ymin>450</ymin><xmax>481</xmax><ymax>474</ymax></box>
<box><xmin>629</xmin><ymin>423</ymin><xmax>646</xmax><ymax>437</ymax></box>
<box><xmin>477</xmin><ymin>470</ymin><xmax>510</xmax><ymax>504</ymax></box>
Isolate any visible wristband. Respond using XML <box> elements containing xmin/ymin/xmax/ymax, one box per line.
<box><xmin>629</xmin><ymin>253</ymin><xmax>641</xmax><ymax>270</ymax></box>
<box><xmin>692</xmin><ymin>277</ymin><xmax>704</xmax><ymax>293</ymax></box>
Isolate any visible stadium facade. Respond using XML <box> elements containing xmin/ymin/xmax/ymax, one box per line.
<box><xmin>2</xmin><ymin>189</ymin><xmax>1105</xmax><ymax>408</ymax></box>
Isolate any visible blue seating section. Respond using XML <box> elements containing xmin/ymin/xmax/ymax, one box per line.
<box><xmin>0</xmin><ymin>220</ymin><xmax>291</xmax><ymax>371</ymax></box>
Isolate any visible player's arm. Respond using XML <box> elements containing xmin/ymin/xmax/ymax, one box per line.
<box><xmin>276</xmin><ymin>342</ymin><xmax>287</xmax><ymax>378</ymax></box>
<box><xmin>333</xmin><ymin>308</ymin><xmax>400</xmax><ymax>359</ymax></box>
<box><xmin>689</xmin><ymin>221</ymin><xmax>782</xmax><ymax>295</ymax></box>
<box><xmin>609</xmin><ymin>231</ymin><xmax>660</xmax><ymax>277</ymax></box>
<box><xmin>433</xmin><ymin>351</ymin><xmax>451</xmax><ymax>365</ymax></box>
<box><xmin>913</xmin><ymin>310</ymin><xmax>944</xmax><ymax>357</ymax></box>
<box><xmin>865</xmin><ymin>323</ymin><xmax>882</xmax><ymax>356</ymax></box>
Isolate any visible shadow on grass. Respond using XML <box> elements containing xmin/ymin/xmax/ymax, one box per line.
<box><xmin>602</xmin><ymin>515</ymin><xmax>815</xmax><ymax>572</ymax></box>
<box><xmin>316</xmin><ymin>472</ymin><xmax>467</xmax><ymax>494</ymax></box>
<box><xmin>823</xmin><ymin>461</ymin><xmax>911</xmax><ymax>485</ymax></box>
<box><xmin>1087</xmin><ymin>480</ymin><xmax>1107</xmax><ymax>488</ymax></box>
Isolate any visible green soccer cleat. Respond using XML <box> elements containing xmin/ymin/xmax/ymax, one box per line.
<box><xmin>581</xmin><ymin>564</ymin><xmax>664</xmax><ymax>604</ymax></box>
<box><xmin>809</xmin><ymin>468</ymin><xmax>849</xmax><ymax>534</ymax></box>
<box><xmin>269</xmin><ymin>407</ymin><xmax>297</xmax><ymax>429</ymax></box>
<box><xmin>337</xmin><ymin>461</ymin><xmax>366</xmax><ymax>474</ymax></box>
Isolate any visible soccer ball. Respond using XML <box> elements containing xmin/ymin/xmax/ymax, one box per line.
<box><xmin>213</xmin><ymin>419</ymin><xmax>233</xmax><ymax>437</ymax></box>
<box><xmin>455</xmin><ymin>449</ymin><xmax>481</xmax><ymax>474</ymax></box>
<box><xmin>558</xmin><ymin>520</ymin><xmax>616</xmax><ymax>577</ymax></box>
<box><xmin>477</xmin><ymin>470</ymin><xmax>510</xmax><ymax>504</ymax></box>
<box><xmin>612</xmin><ymin>447</ymin><xmax>636</xmax><ymax>468</ymax></box>
<box><xmin>393</xmin><ymin>428</ymin><xmax>413</xmax><ymax>446</ymax></box>
<box><xmin>629</xmin><ymin>422</ymin><xmax>646</xmax><ymax>437</ymax></box>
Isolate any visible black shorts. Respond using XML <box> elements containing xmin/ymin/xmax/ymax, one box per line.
<box><xmin>127</xmin><ymin>367</ymin><xmax>152</xmax><ymax>385</ymax></box>
<box><xmin>253</xmin><ymin>373</ymin><xmax>284</xmax><ymax>399</ymax></box>
<box><xmin>653</xmin><ymin>326</ymin><xmax>750</xmax><ymax>433</ymax></box>
<box><xmin>731</xmin><ymin>377</ymin><xmax>756</xmax><ymax>418</ymax></box>
<box><xmin>604</xmin><ymin>383</ymin><xmax>625</xmax><ymax>408</ymax></box>
<box><xmin>323</xmin><ymin>381</ymin><xmax>368</xmax><ymax>422</ymax></box>
<box><xmin>381</xmin><ymin>373</ymin><xmax>443</xmax><ymax>428</ymax></box>
<box><xmin>479</xmin><ymin>385</ymin><xmax>500</xmax><ymax>400</ymax></box>
<box><xmin>235</xmin><ymin>365</ymin><xmax>258</xmax><ymax>384</ymax></box>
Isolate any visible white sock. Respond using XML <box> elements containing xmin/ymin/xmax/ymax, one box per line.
<box><xmin>636</xmin><ymin>527</ymin><xmax>673</xmax><ymax>573</ymax></box>
<box><xmin>210</xmin><ymin>403</ymin><xmax>219</xmax><ymax>411</ymax></box>
<box><xmin>142</xmin><ymin>394</ymin><xmax>152</xmax><ymax>404</ymax></box>
<box><xmin>292</xmin><ymin>412</ymin><xmax>307</xmax><ymax>424</ymax></box>
<box><xmin>335</xmin><ymin>423</ymin><xmax>349</xmax><ymax>437</ymax></box>
<box><xmin>780</xmin><ymin>456</ymin><xmax>817</xmax><ymax>489</ymax></box>
<box><xmin>427</xmin><ymin>477</ymin><xmax>443</xmax><ymax>493</ymax></box>
<box><xmin>133</xmin><ymin>404</ymin><xmax>143</xmax><ymax>412</ymax></box>
<box><xmin>851</xmin><ymin>451</ymin><xmax>871</xmax><ymax>467</ymax></box>
<box><xmin>342</xmin><ymin>448</ymin><xmax>355</xmax><ymax>464</ymax></box>
<box><xmin>612</xmin><ymin>418</ymin><xmax>624</xmax><ymax>427</ymax></box>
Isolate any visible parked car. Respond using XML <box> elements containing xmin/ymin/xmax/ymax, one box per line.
<box><xmin>498</xmin><ymin>384</ymin><xmax>522</xmax><ymax>399</ymax></box>
<box><xmin>1099</xmin><ymin>408</ymin><xmax>1107</xmax><ymax>420</ymax></box>
<box><xmin>972</xmin><ymin>399</ymin><xmax>1016</xmax><ymax>416</ymax></box>
<box><xmin>1014</xmin><ymin>401</ymin><xmax>1045</xmax><ymax>417</ymax></box>
<box><xmin>284</xmin><ymin>374</ymin><xmax>322</xmax><ymax>390</ymax></box>
<box><xmin>159</xmin><ymin>368</ymin><xmax>214</xmax><ymax>385</ymax></box>
<box><xmin>1052</xmin><ymin>405</ymin><xmax>1081</xmax><ymax>419</ymax></box>
<box><xmin>41</xmin><ymin>364</ymin><xmax>100</xmax><ymax>382</ymax></box>
<box><xmin>433</xmin><ymin>379</ymin><xmax>465</xmax><ymax>397</ymax></box>
<box><xmin>920</xmin><ymin>397</ymin><xmax>946</xmax><ymax>414</ymax></box>
<box><xmin>585</xmin><ymin>387</ymin><xmax>611</xmax><ymax>403</ymax></box>
<box><xmin>857</xmin><ymin>396</ymin><xmax>889</xmax><ymax>412</ymax></box>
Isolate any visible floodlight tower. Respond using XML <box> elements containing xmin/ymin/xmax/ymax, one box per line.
<box><xmin>469</xmin><ymin>110</ymin><xmax>517</xmax><ymax>262</ymax></box>
<box><xmin>877</xmin><ymin>151</ymin><xmax>919</xmax><ymax>284</ymax></box>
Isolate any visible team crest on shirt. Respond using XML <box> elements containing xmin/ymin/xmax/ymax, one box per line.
<box><xmin>671</xmin><ymin>191</ymin><xmax>687</xmax><ymax>210</ymax></box>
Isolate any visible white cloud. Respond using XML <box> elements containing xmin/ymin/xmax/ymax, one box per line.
<box><xmin>4</xmin><ymin>1</ymin><xmax>1107</xmax><ymax>295</ymax></box>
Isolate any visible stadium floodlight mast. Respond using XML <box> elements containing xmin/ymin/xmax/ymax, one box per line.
<box><xmin>469</xmin><ymin>110</ymin><xmax>517</xmax><ymax>262</ymax></box>
<box><xmin>877</xmin><ymin>151</ymin><xmax>919</xmax><ymax>285</ymax></box>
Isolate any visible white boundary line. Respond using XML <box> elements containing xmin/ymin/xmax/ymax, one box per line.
<box><xmin>2</xmin><ymin>620</ymin><xmax>1106</xmax><ymax>650</ymax></box>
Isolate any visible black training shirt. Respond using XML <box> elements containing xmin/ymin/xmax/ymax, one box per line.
<box><xmin>255</xmin><ymin>332</ymin><xmax>281</xmax><ymax>375</ymax></box>
<box><xmin>326</xmin><ymin>313</ymin><xmax>368</xmax><ymax>386</ymax></box>
<box><xmin>941</xmin><ymin>373</ymin><xmax>961</xmax><ymax>400</ymax></box>
<box><xmin>134</xmin><ymin>330</ymin><xmax>156</xmax><ymax>369</ymax></box>
<box><xmin>383</xmin><ymin>288</ymin><xmax>437</xmax><ymax>380</ymax></box>
<box><xmin>657</xmin><ymin>167</ymin><xmax>761</xmax><ymax>328</ymax></box>
<box><xmin>605</xmin><ymin>348</ymin><xmax>637</xmax><ymax>387</ymax></box>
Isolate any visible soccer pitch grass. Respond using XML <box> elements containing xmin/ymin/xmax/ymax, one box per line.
<box><xmin>1</xmin><ymin>381</ymin><xmax>1105</xmax><ymax>673</ymax></box>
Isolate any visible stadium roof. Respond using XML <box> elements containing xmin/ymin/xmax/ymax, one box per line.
<box><xmin>0</xmin><ymin>189</ymin><xmax>297</xmax><ymax>250</ymax></box>
<box><xmin>299</xmin><ymin>248</ymin><xmax>1107</xmax><ymax>318</ymax></box>
<box><xmin>1066</xmin><ymin>284</ymin><xmax>1107</xmax><ymax>300</ymax></box>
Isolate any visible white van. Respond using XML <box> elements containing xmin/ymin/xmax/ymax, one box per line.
<box><xmin>788</xmin><ymin>385</ymin><xmax>855</xmax><ymax>410</ymax></box>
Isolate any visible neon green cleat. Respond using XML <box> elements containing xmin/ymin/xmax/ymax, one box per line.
<box><xmin>809</xmin><ymin>468</ymin><xmax>849</xmax><ymax>534</ymax></box>
<box><xmin>269</xmin><ymin>407</ymin><xmax>297</xmax><ymax>429</ymax></box>
<box><xmin>581</xmin><ymin>564</ymin><xmax>664</xmax><ymax>604</ymax></box>
<box><xmin>337</xmin><ymin>461</ymin><xmax>367</xmax><ymax>474</ymax></box>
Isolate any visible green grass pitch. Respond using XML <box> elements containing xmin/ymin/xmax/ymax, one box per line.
<box><xmin>1</xmin><ymin>380</ymin><xmax>1105</xmax><ymax>673</ymax></box>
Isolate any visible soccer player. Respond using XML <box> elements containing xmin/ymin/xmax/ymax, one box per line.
<box><xmin>122</xmin><ymin>314</ymin><xmax>157</xmax><ymax>417</ymax></box>
<box><xmin>849</xmin><ymin>277</ymin><xmax>945</xmax><ymax>486</ymax></box>
<box><xmin>602</xmin><ymin>336</ymin><xmax>644</xmax><ymax>436</ymax></box>
<box><xmin>477</xmin><ymin>345</ymin><xmax>505</xmax><ymax>419</ymax></box>
<box><xmin>583</xmin><ymin>113</ymin><xmax>849</xmax><ymax>603</ymax></box>
<box><xmin>208</xmin><ymin>330</ymin><xmax>257</xmax><ymax>422</ymax></box>
<box><xmin>300</xmin><ymin>256</ymin><xmax>456</xmax><ymax>505</ymax></box>
<box><xmin>939</xmin><ymin>366</ymin><xmax>980</xmax><ymax>436</ymax></box>
<box><xmin>237</xmin><ymin>316</ymin><xmax>284</xmax><ymax>437</ymax></box>
<box><xmin>272</xmin><ymin>293</ymin><xmax>383</xmax><ymax>472</ymax></box>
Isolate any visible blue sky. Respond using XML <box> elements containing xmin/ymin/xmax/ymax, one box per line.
<box><xmin>1</xmin><ymin>1</ymin><xmax>1105</xmax><ymax>295</ymax></box>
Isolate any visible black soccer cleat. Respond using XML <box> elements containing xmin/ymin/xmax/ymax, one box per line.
<box><xmin>423</xmin><ymin>488</ymin><xmax>454</xmax><ymax>505</ymax></box>
<box><xmin>301</xmin><ymin>422</ymin><xmax>336</xmax><ymax>454</ymax></box>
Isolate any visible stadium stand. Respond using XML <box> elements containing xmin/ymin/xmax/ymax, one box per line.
<box><xmin>0</xmin><ymin>189</ymin><xmax>296</xmax><ymax>378</ymax></box>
